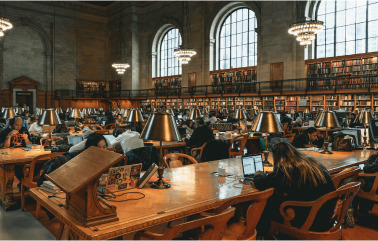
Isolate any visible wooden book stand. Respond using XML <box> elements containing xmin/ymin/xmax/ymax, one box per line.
<box><xmin>46</xmin><ymin>146</ymin><xmax>124</xmax><ymax>227</ymax></box>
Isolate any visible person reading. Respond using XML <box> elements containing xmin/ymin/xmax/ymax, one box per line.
<box><xmin>184</xmin><ymin>117</ymin><xmax>214</xmax><ymax>148</ymax></box>
<box><xmin>0</xmin><ymin>116</ymin><xmax>31</xmax><ymax>148</ymax></box>
<box><xmin>253</xmin><ymin>138</ymin><xmax>336</xmax><ymax>239</ymax></box>
<box><xmin>291</xmin><ymin>127</ymin><xmax>324</xmax><ymax>148</ymax></box>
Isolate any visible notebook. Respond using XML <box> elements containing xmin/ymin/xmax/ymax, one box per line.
<box><xmin>242</xmin><ymin>154</ymin><xmax>264</xmax><ymax>180</ymax></box>
<box><xmin>68</xmin><ymin>135</ymin><xmax>83</xmax><ymax>145</ymax></box>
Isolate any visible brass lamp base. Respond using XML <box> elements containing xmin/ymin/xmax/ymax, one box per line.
<box><xmin>150</xmin><ymin>166</ymin><xmax>171</xmax><ymax>189</ymax></box>
<box><xmin>263</xmin><ymin>151</ymin><xmax>273</xmax><ymax>166</ymax></box>
<box><xmin>320</xmin><ymin>141</ymin><xmax>333</xmax><ymax>154</ymax></box>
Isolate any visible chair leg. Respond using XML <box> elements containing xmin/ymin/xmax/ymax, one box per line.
<box><xmin>21</xmin><ymin>183</ymin><xmax>25</xmax><ymax>211</ymax></box>
<box><xmin>36</xmin><ymin>202</ymin><xmax>41</xmax><ymax>219</ymax></box>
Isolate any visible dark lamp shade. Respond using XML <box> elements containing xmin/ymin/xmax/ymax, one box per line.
<box><xmin>55</xmin><ymin>108</ymin><xmax>63</xmax><ymax>114</ymax></box>
<box><xmin>2</xmin><ymin>108</ymin><xmax>15</xmax><ymax>120</ymax></box>
<box><xmin>233</xmin><ymin>109</ymin><xmax>247</xmax><ymax>120</ymax></box>
<box><xmin>119</xmin><ymin>108</ymin><xmax>125</xmax><ymax>115</ymax></box>
<box><xmin>354</xmin><ymin>110</ymin><xmax>373</xmax><ymax>126</ymax></box>
<box><xmin>39</xmin><ymin>109</ymin><xmax>62</xmax><ymax>126</ymax></box>
<box><xmin>66</xmin><ymin>107</ymin><xmax>72</xmax><ymax>113</ymax></box>
<box><xmin>166</xmin><ymin>108</ymin><xmax>175</xmax><ymax>115</ymax></box>
<box><xmin>315</xmin><ymin>111</ymin><xmax>341</xmax><ymax>128</ymax></box>
<box><xmin>189</xmin><ymin>109</ymin><xmax>202</xmax><ymax>120</ymax></box>
<box><xmin>314</xmin><ymin>110</ymin><xmax>325</xmax><ymax>127</ymax></box>
<box><xmin>127</xmin><ymin>109</ymin><xmax>144</xmax><ymax>123</ymax></box>
<box><xmin>69</xmin><ymin>108</ymin><xmax>83</xmax><ymax>119</ymax></box>
<box><xmin>36</xmin><ymin>108</ymin><xmax>44</xmax><ymax>116</ymax></box>
<box><xmin>251</xmin><ymin>111</ymin><xmax>283</xmax><ymax>133</ymax></box>
<box><xmin>14</xmin><ymin>107</ymin><xmax>24</xmax><ymax>114</ymax></box>
<box><xmin>122</xmin><ymin>109</ymin><xmax>130</xmax><ymax>118</ymax></box>
<box><xmin>140</xmin><ymin>112</ymin><xmax>181</xmax><ymax>142</ymax></box>
<box><xmin>81</xmin><ymin>108</ymin><xmax>90</xmax><ymax>116</ymax></box>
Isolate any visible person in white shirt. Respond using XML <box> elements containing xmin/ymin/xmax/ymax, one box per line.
<box><xmin>208</xmin><ymin>114</ymin><xmax>219</xmax><ymax>124</ymax></box>
<box><xmin>29</xmin><ymin>119</ymin><xmax>43</xmax><ymax>135</ymax></box>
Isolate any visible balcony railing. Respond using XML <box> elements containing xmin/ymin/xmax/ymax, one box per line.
<box><xmin>55</xmin><ymin>74</ymin><xmax>378</xmax><ymax>99</ymax></box>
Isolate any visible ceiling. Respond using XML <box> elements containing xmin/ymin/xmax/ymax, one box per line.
<box><xmin>84</xmin><ymin>1</ymin><xmax>115</xmax><ymax>7</ymax></box>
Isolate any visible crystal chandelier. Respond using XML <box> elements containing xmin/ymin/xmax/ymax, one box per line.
<box><xmin>174</xmin><ymin>2</ymin><xmax>196</xmax><ymax>65</ymax></box>
<box><xmin>0</xmin><ymin>17</ymin><xmax>12</xmax><ymax>36</ymax></box>
<box><xmin>112</xmin><ymin>2</ymin><xmax>129</xmax><ymax>75</ymax></box>
<box><xmin>288</xmin><ymin>20</ymin><xmax>325</xmax><ymax>46</ymax></box>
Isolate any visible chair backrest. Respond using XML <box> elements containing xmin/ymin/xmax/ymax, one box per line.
<box><xmin>24</xmin><ymin>152</ymin><xmax>65</xmax><ymax>183</ymax></box>
<box><xmin>40</xmin><ymin>136</ymin><xmax>63</xmax><ymax>146</ymax></box>
<box><xmin>201</xmin><ymin>139</ymin><xmax>230</xmax><ymax>162</ymax></box>
<box><xmin>331</xmin><ymin>166</ymin><xmax>360</xmax><ymax>188</ymax></box>
<box><xmin>357</xmin><ymin>172</ymin><xmax>378</xmax><ymax>202</ymax></box>
<box><xmin>126</xmin><ymin>146</ymin><xmax>159</xmax><ymax>171</ymax></box>
<box><xmin>134</xmin><ymin>207</ymin><xmax>236</xmax><ymax>240</ymax></box>
<box><xmin>105</xmin><ymin>123</ymin><xmax>115</xmax><ymax>130</ymax></box>
<box><xmin>163</xmin><ymin>153</ymin><xmax>198</xmax><ymax>168</ymax></box>
<box><xmin>229</xmin><ymin>135</ymin><xmax>248</xmax><ymax>157</ymax></box>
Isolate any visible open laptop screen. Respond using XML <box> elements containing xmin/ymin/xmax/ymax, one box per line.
<box><xmin>68</xmin><ymin>135</ymin><xmax>83</xmax><ymax>145</ymax></box>
<box><xmin>242</xmin><ymin>154</ymin><xmax>264</xmax><ymax>178</ymax></box>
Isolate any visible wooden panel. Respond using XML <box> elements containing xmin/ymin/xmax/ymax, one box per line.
<box><xmin>270</xmin><ymin>62</ymin><xmax>283</xmax><ymax>92</ymax></box>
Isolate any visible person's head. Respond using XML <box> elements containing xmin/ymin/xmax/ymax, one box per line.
<box><xmin>9</xmin><ymin>116</ymin><xmax>23</xmax><ymax>131</ymax></box>
<box><xmin>85</xmin><ymin>132</ymin><xmax>107</xmax><ymax>149</ymax></box>
<box><xmin>269</xmin><ymin>139</ymin><xmax>327</xmax><ymax>187</ymax></box>
<box><xmin>350</xmin><ymin>113</ymin><xmax>356</xmax><ymax>119</ymax></box>
<box><xmin>304</xmin><ymin>127</ymin><xmax>318</xmax><ymax>142</ymax></box>
<box><xmin>117</xmin><ymin>114</ymin><xmax>122</xmax><ymax>119</ymax></box>
<box><xmin>194</xmin><ymin>117</ymin><xmax>205</xmax><ymax>128</ymax></box>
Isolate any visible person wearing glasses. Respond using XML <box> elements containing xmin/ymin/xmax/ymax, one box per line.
<box><xmin>253</xmin><ymin>138</ymin><xmax>336</xmax><ymax>239</ymax></box>
<box><xmin>291</xmin><ymin>127</ymin><xmax>324</xmax><ymax>148</ymax></box>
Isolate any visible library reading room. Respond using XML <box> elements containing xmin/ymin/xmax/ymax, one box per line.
<box><xmin>0</xmin><ymin>0</ymin><xmax>378</xmax><ymax>240</ymax></box>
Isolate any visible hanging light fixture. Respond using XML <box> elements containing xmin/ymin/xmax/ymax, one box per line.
<box><xmin>288</xmin><ymin>20</ymin><xmax>324</xmax><ymax>46</ymax></box>
<box><xmin>173</xmin><ymin>2</ymin><xmax>196</xmax><ymax>65</ymax></box>
<box><xmin>112</xmin><ymin>2</ymin><xmax>129</xmax><ymax>75</ymax></box>
<box><xmin>0</xmin><ymin>3</ymin><xmax>13</xmax><ymax>37</ymax></box>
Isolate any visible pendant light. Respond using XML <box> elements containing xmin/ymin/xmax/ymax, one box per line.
<box><xmin>0</xmin><ymin>2</ymin><xmax>12</xmax><ymax>37</ymax></box>
<box><xmin>112</xmin><ymin>2</ymin><xmax>130</xmax><ymax>75</ymax></box>
<box><xmin>173</xmin><ymin>2</ymin><xmax>196</xmax><ymax>65</ymax></box>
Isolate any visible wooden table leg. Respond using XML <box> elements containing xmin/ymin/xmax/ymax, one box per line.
<box><xmin>0</xmin><ymin>164</ymin><xmax>17</xmax><ymax>209</ymax></box>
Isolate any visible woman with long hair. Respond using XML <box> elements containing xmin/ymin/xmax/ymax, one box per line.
<box><xmin>254</xmin><ymin>138</ymin><xmax>336</xmax><ymax>238</ymax></box>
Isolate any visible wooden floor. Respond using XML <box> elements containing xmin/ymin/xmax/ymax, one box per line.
<box><xmin>24</xmin><ymin>198</ymin><xmax>377</xmax><ymax>240</ymax></box>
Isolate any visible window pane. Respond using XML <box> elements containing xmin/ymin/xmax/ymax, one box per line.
<box><xmin>159</xmin><ymin>28</ymin><xmax>181</xmax><ymax>77</ymax></box>
<box><xmin>326</xmin><ymin>28</ymin><xmax>335</xmax><ymax>43</ymax></box>
<box><xmin>326</xmin><ymin>44</ymin><xmax>334</xmax><ymax>57</ymax></box>
<box><xmin>356</xmin><ymin>5</ymin><xmax>366</xmax><ymax>23</ymax></box>
<box><xmin>346</xmin><ymin>24</ymin><xmax>355</xmax><ymax>41</ymax></box>
<box><xmin>345</xmin><ymin>8</ymin><xmax>356</xmax><ymax>25</ymax></box>
<box><xmin>368</xmin><ymin>37</ymin><xmax>378</xmax><ymax>52</ymax></box>
<box><xmin>368</xmin><ymin>20</ymin><xmax>378</xmax><ymax>38</ymax></box>
<box><xmin>336</xmin><ymin>42</ymin><xmax>346</xmax><ymax>56</ymax></box>
<box><xmin>346</xmin><ymin>41</ymin><xmax>355</xmax><ymax>55</ymax></box>
<box><xmin>336</xmin><ymin>11</ymin><xmax>345</xmax><ymax>27</ymax></box>
<box><xmin>317</xmin><ymin>45</ymin><xmax>325</xmax><ymax>58</ymax></box>
<box><xmin>336</xmin><ymin>27</ymin><xmax>345</xmax><ymax>42</ymax></box>
<box><xmin>368</xmin><ymin>3</ymin><xmax>378</xmax><ymax>21</ymax></box>
<box><xmin>326</xmin><ymin>12</ymin><xmax>335</xmax><ymax>28</ymax></box>
<box><xmin>356</xmin><ymin>39</ymin><xmax>366</xmax><ymax>53</ymax></box>
<box><xmin>356</xmin><ymin>22</ymin><xmax>366</xmax><ymax>39</ymax></box>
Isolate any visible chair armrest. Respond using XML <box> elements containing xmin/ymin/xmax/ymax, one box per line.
<box><xmin>23</xmin><ymin>164</ymin><xmax>31</xmax><ymax>182</ymax></box>
<box><xmin>357</xmin><ymin>173</ymin><xmax>377</xmax><ymax>177</ymax></box>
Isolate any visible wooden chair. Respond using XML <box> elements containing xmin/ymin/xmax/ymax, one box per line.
<box><xmin>39</xmin><ymin>136</ymin><xmax>63</xmax><ymax>146</ymax></box>
<box><xmin>229</xmin><ymin>135</ymin><xmax>248</xmax><ymax>157</ymax></box>
<box><xmin>134</xmin><ymin>207</ymin><xmax>236</xmax><ymax>240</ymax></box>
<box><xmin>282</xmin><ymin>133</ymin><xmax>296</xmax><ymax>142</ymax></box>
<box><xmin>356</xmin><ymin>172</ymin><xmax>378</xmax><ymax>202</ymax></box>
<box><xmin>104</xmin><ymin>123</ymin><xmax>115</xmax><ymax>130</ymax></box>
<box><xmin>331</xmin><ymin>166</ymin><xmax>360</xmax><ymax>188</ymax></box>
<box><xmin>191</xmin><ymin>143</ymin><xmax>207</xmax><ymax>162</ymax></box>
<box><xmin>95</xmin><ymin>130</ymin><xmax>110</xmax><ymax>135</ymax></box>
<box><xmin>21</xmin><ymin>152</ymin><xmax>65</xmax><ymax>214</ymax></box>
<box><xmin>270</xmin><ymin>182</ymin><xmax>361</xmax><ymax>240</ymax></box>
<box><xmin>163</xmin><ymin>153</ymin><xmax>198</xmax><ymax>168</ymax></box>
<box><xmin>92</xmin><ymin>125</ymin><xmax>103</xmax><ymax>131</ymax></box>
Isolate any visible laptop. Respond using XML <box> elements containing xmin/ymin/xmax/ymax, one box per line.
<box><xmin>104</xmin><ymin>134</ymin><xmax>116</xmax><ymax>143</ymax></box>
<box><xmin>68</xmin><ymin>135</ymin><xmax>83</xmax><ymax>145</ymax></box>
<box><xmin>242</xmin><ymin>154</ymin><xmax>264</xmax><ymax>180</ymax></box>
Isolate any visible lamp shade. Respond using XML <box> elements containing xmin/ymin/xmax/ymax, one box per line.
<box><xmin>353</xmin><ymin>109</ymin><xmax>360</xmax><ymax>115</ymax></box>
<box><xmin>38</xmin><ymin>109</ymin><xmax>62</xmax><ymax>126</ymax></box>
<box><xmin>314</xmin><ymin>110</ymin><xmax>325</xmax><ymax>127</ymax></box>
<box><xmin>122</xmin><ymin>109</ymin><xmax>130</xmax><ymax>118</ymax></box>
<box><xmin>66</xmin><ymin>107</ymin><xmax>72</xmax><ymax>113</ymax></box>
<box><xmin>69</xmin><ymin>108</ymin><xmax>83</xmax><ymax>119</ymax></box>
<box><xmin>127</xmin><ymin>108</ymin><xmax>144</xmax><ymax>123</ymax></box>
<box><xmin>36</xmin><ymin>108</ymin><xmax>44</xmax><ymax>116</ymax></box>
<box><xmin>81</xmin><ymin>108</ymin><xmax>90</xmax><ymax>116</ymax></box>
<box><xmin>166</xmin><ymin>108</ymin><xmax>175</xmax><ymax>115</ymax></box>
<box><xmin>251</xmin><ymin>111</ymin><xmax>283</xmax><ymax>133</ymax></box>
<box><xmin>233</xmin><ymin>109</ymin><xmax>247</xmax><ymax>120</ymax></box>
<box><xmin>14</xmin><ymin>107</ymin><xmax>24</xmax><ymax>114</ymax></box>
<box><xmin>119</xmin><ymin>108</ymin><xmax>125</xmax><ymax>115</ymax></box>
<box><xmin>188</xmin><ymin>108</ymin><xmax>202</xmax><ymax>120</ymax></box>
<box><xmin>303</xmin><ymin>108</ymin><xmax>310</xmax><ymax>114</ymax></box>
<box><xmin>203</xmin><ymin>108</ymin><xmax>210</xmax><ymax>115</ymax></box>
<box><xmin>289</xmin><ymin>108</ymin><xmax>295</xmax><ymax>114</ymax></box>
<box><xmin>2</xmin><ymin>108</ymin><xmax>15</xmax><ymax>120</ymax></box>
<box><xmin>140</xmin><ymin>112</ymin><xmax>181</xmax><ymax>142</ymax></box>
<box><xmin>354</xmin><ymin>110</ymin><xmax>373</xmax><ymax>126</ymax></box>
<box><xmin>55</xmin><ymin>107</ymin><xmax>63</xmax><ymax>114</ymax></box>
<box><xmin>315</xmin><ymin>111</ymin><xmax>341</xmax><ymax>128</ymax></box>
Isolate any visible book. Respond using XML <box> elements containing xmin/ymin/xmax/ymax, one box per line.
<box><xmin>43</xmin><ymin>181</ymin><xmax>59</xmax><ymax>190</ymax></box>
<box><xmin>39</xmin><ymin>186</ymin><xmax>61</xmax><ymax>194</ymax></box>
<box><xmin>137</xmin><ymin>163</ymin><xmax>158</xmax><ymax>189</ymax></box>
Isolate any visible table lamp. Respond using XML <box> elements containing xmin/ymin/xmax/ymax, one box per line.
<box><xmin>55</xmin><ymin>107</ymin><xmax>63</xmax><ymax>115</ymax></box>
<box><xmin>81</xmin><ymin>108</ymin><xmax>90</xmax><ymax>117</ymax></box>
<box><xmin>354</xmin><ymin>110</ymin><xmax>373</xmax><ymax>147</ymax></box>
<box><xmin>127</xmin><ymin>108</ymin><xmax>144</xmax><ymax>131</ymax></box>
<box><xmin>122</xmin><ymin>108</ymin><xmax>130</xmax><ymax>120</ymax></box>
<box><xmin>315</xmin><ymin>110</ymin><xmax>341</xmax><ymax>154</ymax></box>
<box><xmin>233</xmin><ymin>109</ymin><xmax>247</xmax><ymax>133</ymax></box>
<box><xmin>140</xmin><ymin>112</ymin><xmax>181</xmax><ymax>189</ymax></box>
<box><xmin>251</xmin><ymin>111</ymin><xmax>283</xmax><ymax>166</ymax></box>
<box><xmin>39</xmin><ymin>109</ymin><xmax>62</xmax><ymax>150</ymax></box>
<box><xmin>1</xmin><ymin>107</ymin><xmax>4</xmax><ymax>114</ymax></box>
<box><xmin>1</xmin><ymin>108</ymin><xmax>15</xmax><ymax>120</ymax></box>
<box><xmin>14</xmin><ymin>107</ymin><xmax>24</xmax><ymax>115</ymax></box>
<box><xmin>69</xmin><ymin>108</ymin><xmax>83</xmax><ymax>133</ymax></box>
<box><xmin>290</xmin><ymin>108</ymin><xmax>295</xmax><ymax>115</ymax></box>
<box><xmin>119</xmin><ymin>108</ymin><xmax>125</xmax><ymax>116</ymax></box>
<box><xmin>203</xmin><ymin>108</ymin><xmax>210</xmax><ymax>115</ymax></box>
<box><xmin>66</xmin><ymin>107</ymin><xmax>72</xmax><ymax>113</ymax></box>
<box><xmin>188</xmin><ymin>108</ymin><xmax>202</xmax><ymax>120</ymax></box>
<box><xmin>36</xmin><ymin>108</ymin><xmax>44</xmax><ymax>116</ymax></box>
<box><xmin>166</xmin><ymin>108</ymin><xmax>175</xmax><ymax>116</ymax></box>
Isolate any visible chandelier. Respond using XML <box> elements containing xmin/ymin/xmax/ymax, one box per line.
<box><xmin>174</xmin><ymin>2</ymin><xmax>196</xmax><ymax>65</ymax></box>
<box><xmin>112</xmin><ymin>2</ymin><xmax>129</xmax><ymax>75</ymax></box>
<box><xmin>0</xmin><ymin>17</ymin><xmax>12</xmax><ymax>37</ymax></box>
<box><xmin>288</xmin><ymin>20</ymin><xmax>324</xmax><ymax>46</ymax></box>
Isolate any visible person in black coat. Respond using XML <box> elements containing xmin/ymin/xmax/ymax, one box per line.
<box><xmin>254</xmin><ymin>139</ymin><xmax>336</xmax><ymax>238</ymax></box>
<box><xmin>184</xmin><ymin>117</ymin><xmax>214</xmax><ymax>148</ymax></box>
<box><xmin>291</xmin><ymin>127</ymin><xmax>324</xmax><ymax>148</ymax></box>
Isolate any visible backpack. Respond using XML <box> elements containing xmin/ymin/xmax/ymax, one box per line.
<box><xmin>332</xmin><ymin>133</ymin><xmax>355</xmax><ymax>151</ymax></box>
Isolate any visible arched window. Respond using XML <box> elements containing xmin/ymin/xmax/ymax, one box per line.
<box><xmin>219</xmin><ymin>8</ymin><xmax>257</xmax><ymax>70</ymax></box>
<box><xmin>316</xmin><ymin>0</ymin><xmax>378</xmax><ymax>58</ymax></box>
<box><xmin>160</xmin><ymin>28</ymin><xmax>182</xmax><ymax>77</ymax></box>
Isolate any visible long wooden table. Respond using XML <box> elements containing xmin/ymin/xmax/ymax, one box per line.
<box><xmin>0</xmin><ymin>148</ymin><xmax>52</xmax><ymax>209</ymax></box>
<box><xmin>29</xmin><ymin>149</ymin><xmax>373</xmax><ymax>239</ymax></box>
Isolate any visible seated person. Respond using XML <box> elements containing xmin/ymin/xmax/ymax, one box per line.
<box><xmin>293</xmin><ymin>115</ymin><xmax>303</xmax><ymax>127</ymax></box>
<box><xmin>5</xmin><ymin>115</ymin><xmax>29</xmax><ymax>130</ymax></box>
<box><xmin>349</xmin><ymin>112</ymin><xmax>360</xmax><ymax>128</ymax></box>
<box><xmin>280</xmin><ymin>113</ymin><xmax>293</xmax><ymax>125</ymax></box>
<box><xmin>0</xmin><ymin>116</ymin><xmax>31</xmax><ymax>148</ymax></box>
<box><xmin>52</xmin><ymin>123</ymin><xmax>70</xmax><ymax>134</ymax></box>
<box><xmin>69</xmin><ymin>127</ymin><xmax>111</xmax><ymax>152</ymax></box>
<box><xmin>291</xmin><ymin>127</ymin><xmax>324</xmax><ymax>148</ymax></box>
<box><xmin>28</xmin><ymin>116</ymin><xmax>43</xmax><ymax>135</ymax></box>
<box><xmin>184</xmin><ymin>117</ymin><xmax>214</xmax><ymax>148</ymax></box>
<box><xmin>182</xmin><ymin>120</ymin><xmax>194</xmax><ymax>135</ymax></box>
<box><xmin>254</xmin><ymin>139</ymin><xmax>336</xmax><ymax>238</ymax></box>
